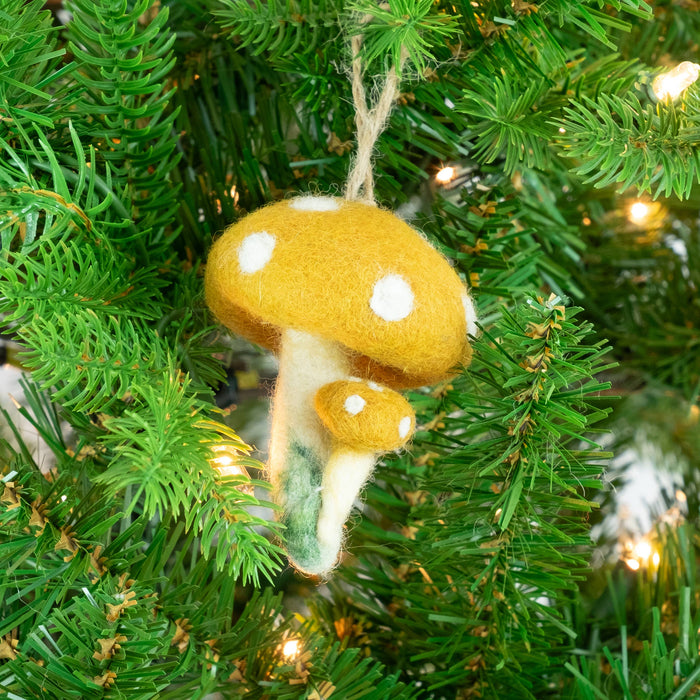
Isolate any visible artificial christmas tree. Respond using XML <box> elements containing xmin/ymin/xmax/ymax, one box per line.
<box><xmin>1</xmin><ymin>0</ymin><xmax>699</xmax><ymax>698</ymax></box>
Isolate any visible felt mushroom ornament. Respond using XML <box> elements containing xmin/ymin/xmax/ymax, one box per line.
<box><xmin>205</xmin><ymin>195</ymin><xmax>477</xmax><ymax>576</ymax></box>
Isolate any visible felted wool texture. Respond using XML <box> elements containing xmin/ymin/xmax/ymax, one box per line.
<box><xmin>267</xmin><ymin>329</ymin><xmax>349</xmax><ymax>503</ymax></box>
<box><xmin>315</xmin><ymin>447</ymin><xmax>377</xmax><ymax>575</ymax></box>
<box><xmin>314</xmin><ymin>379</ymin><xmax>415</xmax><ymax>452</ymax></box>
<box><xmin>266</xmin><ymin>329</ymin><xmax>354</xmax><ymax>574</ymax></box>
<box><xmin>279</xmin><ymin>438</ymin><xmax>328</xmax><ymax>575</ymax></box>
<box><xmin>204</xmin><ymin>196</ymin><xmax>475</xmax><ymax>389</ymax></box>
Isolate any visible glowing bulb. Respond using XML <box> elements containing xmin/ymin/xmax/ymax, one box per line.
<box><xmin>282</xmin><ymin>639</ymin><xmax>300</xmax><ymax>660</ymax></box>
<box><xmin>209</xmin><ymin>445</ymin><xmax>238</xmax><ymax>474</ymax></box>
<box><xmin>209</xmin><ymin>446</ymin><xmax>253</xmax><ymax>492</ymax></box>
<box><xmin>676</xmin><ymin>489</ymin><xmax>687</xmax><ymax>502</ymax></box>
<box><xmin>625</xmin><ymin>558</ymin><xmax>640</xmax><ymax>571</ymax></box>
<box><xmin>60</xmin><ymin>495</ymin><xmax>67</xmax><ymax>502</ymax></box>
<box><xmin>629</xmin><ymin>201</ymin><xmax>650</xmax><ymax>224</ymax></box>
<box><xmin>558</xmin><ymin>127</ymin><xmax>566</xmax><ymax>134</ymax></box>
<box><xmin>653</xmin><ymin>61</ymin><xmax>700</xmax><ymax>101</ymax></box>
<box><xmin>215</xmin><ymin>462</ymin><xmax>248</xmax><ymax>478</ymax></box>
<box><xmin>435</xmin><ymin>166</ymin><xmax>456</xmax><ymax>184</ymax></box>
<box><xmin>652</xmin><ymin>552</ymin><xmax>660</xmax><ymax>567</ymax></box>
<box><xmin>633</xmin><ymin>539</ymin><xmax>652</xmax><ymax>560</ymax></box>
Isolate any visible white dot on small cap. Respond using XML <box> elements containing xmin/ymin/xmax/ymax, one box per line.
<box><xmin>398</xmin><ymin>416</ymin><xmax>412</xmax><ymax>439</ymax></box>
<box><xmin>238</xmin><ymin>231</ymin><xmax>276</xmax><ymax>274</ymax></box>
<box><xmin>370</xmin><ymin>274</ymin><xmax>414</xmax><ymax>322</ymax></box>
<box><xmin>461</xmin><ymin>292</ymin><xmax>478</xmax><ymax>337</ymax></box>
<box><xmin>289</xmin><ymin>196</ymin><xmax>340</xmax><ymax>212</ymax></box>
<box><xmin>367</xmin><ymin>381</ymin><xmax>384</xmax><ymax>392</ymax></box>
<box><xmin>344</xmin><ymin>395</ymin><xmax>366</xmax><ymax>415</ymax></box>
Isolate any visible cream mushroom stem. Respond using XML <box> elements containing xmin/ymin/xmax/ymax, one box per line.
<box><xmin>269</xmin><ymin>328</ymin><xmax>378</xmax><ymax>575</ymax></box>
<box><xmin>315</xmin><ymin>445</ymin><xmax>376</xmax><ymax>572</ymax></box>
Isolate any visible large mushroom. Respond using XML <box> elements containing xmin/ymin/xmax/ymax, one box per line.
<box><xmin>205</xmin><ymin>195</ymin><xmax>477</xmax><ymax>575</ymax></box>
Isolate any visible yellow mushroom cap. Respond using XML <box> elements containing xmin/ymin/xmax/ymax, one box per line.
<box><xmin>314</xmin><ymin>379</ymin><xmax>415</xmax><ymax>452</ymax></box>
<box><xmin>205</xmin><ymin>196</ymin><xmax>476</xmax><ymax>388</ymax></box>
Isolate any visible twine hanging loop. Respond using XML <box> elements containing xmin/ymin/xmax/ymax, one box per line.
<box><xmin>344</xmin><ymin>23</ymin><xmax>405</xmax><ymax>205</ymax></box>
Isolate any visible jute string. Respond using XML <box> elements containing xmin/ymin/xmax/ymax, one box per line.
<box><xmin>344</xmin><ymin>30</ymin><xmax>405</xmax><ymax>205</ymax></box>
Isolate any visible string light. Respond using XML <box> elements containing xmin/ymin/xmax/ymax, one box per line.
<box><xmin>653</xmin><ymin>61</ymin><xmax>700</xmax><ymax>101</ymax></box>
<box><xmin>622</xmin><ymin>536</ymin><xmax>659</xmax><ymax>571</ymax></box>
<box><xmin>628</xmin><ymin>200</ymin><xmax>650</xmax><ymax>225</ymax></box>
<box><xmin>209</xmin><ymin>445</ymin><xmax>242</xmax><ymax>476</ymax></box>
<box><xmin>632</xmin><ymin>539</ymin><xmax>652</xmax><ymax>560</ymax></box>
<box><xmin>208</xmin><ymin>445</ymin><xmax>253</xmax><ymax>494</ymax></box>
<box><xmin>435</xmin><ymin>166</ymin><xmax>456</xmax><ymax>185</ymax></box>
<box><xmin>281</xmin><ymin>639</ymin><xmax>300</xmax><ymax>660</ymax></box>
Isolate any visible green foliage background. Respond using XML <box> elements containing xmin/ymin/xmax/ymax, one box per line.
<box><xmin>1</xmin><ymin>0</ymin><xmax>699</xmax><ymax>698</ymax></box>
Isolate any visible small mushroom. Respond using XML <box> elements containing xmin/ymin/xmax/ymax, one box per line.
<box><xmin>314</xmin><ymin>379</ymin><xmax>415</xmax><ymax>452</ymax></box>
<box><xmin>205</xmin><ymin>195</ymin><xmax>476</xmax><ymax>575</ymax></box>
<box><xmin>312</xmin><ymin>379</ymin><xmax>415</xmax><ymax>564</ymax></box>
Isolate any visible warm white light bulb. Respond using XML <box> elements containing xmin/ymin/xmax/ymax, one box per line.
<box><xmin>435</xmin><ymin>166</ymin><xmax>456</xmax><ymax>184</ymax></box>
<box><xmin>209</xmin><ymin>446</ymin><xmax>252</xmax><ymax>489</ymax></box>
<box><xmin>629</xmin><ymin>201</ymin><xmax>650</xmax><ymax>224</ymax></box>
<box><xmin>652</xmin><ymin>551</ymin><xmax>660</xmax><ymax>567</ymax></box>
<box><xmin>282</xmin><ymin>639</ymin><xmax>300</xmax><ymax>659</ymax></box>
<box><xmin>625</xmin><ymin>558</ymin><xmax>640</xmax><ymax>571</ymax></box>
<box><xmin>653</xmin><ymin>61</ymin><xmax>700</xmax><ymax>101</ymax></box>
<box><xmin>633</xmin><ymin>539</ymin><xmax>652</xmax><ymax>560</ymax></box>
<box><xmin>216</xmin><ymin>462</ymin><xmax>247</xmax><ymax>478</ymax></box>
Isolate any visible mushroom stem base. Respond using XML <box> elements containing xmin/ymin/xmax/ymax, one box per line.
<box><xmin>316</xmin><ymin>447</ymin><xmax>376</xmax><ymax>569</ymax></box>
<box><xmin>269</xmin><ymin>329</ymin><xmax>352</xmax><ymax>574</ymax></box>
<box><xmin>281</xmin><ymin>442</ymin><xmax>376</xmax><ymax>576</ymax></box>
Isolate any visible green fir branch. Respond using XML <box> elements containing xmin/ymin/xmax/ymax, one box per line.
<box><xmin>65</xmin><ymin>0</ymin><xmax>181</xmax><ymax>252</ymax></box>
<box><xmin>213</xmin><ymin>0</ymin><xmax>341</xmax><ymax>62</ymax></box>
<box><xmin>459</xmin><ymin>73</ymin><xmax>562</xmax><ymax>174</ymax></box>
<box><xmin>0</xmin><ymin>0</ymin><xmax>76</xmax><ymax>133</ymax></box>
<box><xmin>347</xmin><ymin>0</ymin><xmax>459</xmax><ymax>76</ymax></box>
<box><xmin>337</xmin><ymin>294</ymin><xmax>614</xmax><ymax>698</ymax></box>
<box><xmin>555</xmin><ymin>91</ymin><xmax>700</xmax><ymax>199</ymax></box>
<box><xmin>1</xmin><ymin>232</ymin><xmax>167</xmax><ymax>413</ymax></box>
<box><xmin>545</xmin><ymin>0</ymin><xmax>651</xmax><ymax>50</ymax></box>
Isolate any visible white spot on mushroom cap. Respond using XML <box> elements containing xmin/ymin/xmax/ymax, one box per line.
<box><xmin>370</xmin><ymin>274</ymin><xmax>414</xmax><ymax>322</ymax></box>
<box><xmin>238</xmin><ymin>231</ymin><xmax>276</xmax><ymax>274</ymax></box>
<box><xmin>344</xmin><ymin>395</ymin><xmax>366</xmax><ymax>415</ymax></box>
<box><xmin>289</xmin><ymin>196</ymin><xmax>340</xmax><ymax>212</ymax></box>
<box><xmin>398</xmin><ymin>416</ymin><xmax>412</xmax><ymax>439</ymax></box>
<box><xmin>461</xmin><ymin>292</ymin><xmax>478</xmax><ymax>337</ymax></box>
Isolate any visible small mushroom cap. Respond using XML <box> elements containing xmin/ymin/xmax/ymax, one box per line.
<box><xmin>205</xmin><ymin>196</ymin><xmax>475</xmax><ymax>388</ymax></box>
<box><xmin>314</xmin><ymin>379</ymin><xmax>415</xmax><ymax>452</ymax></box>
